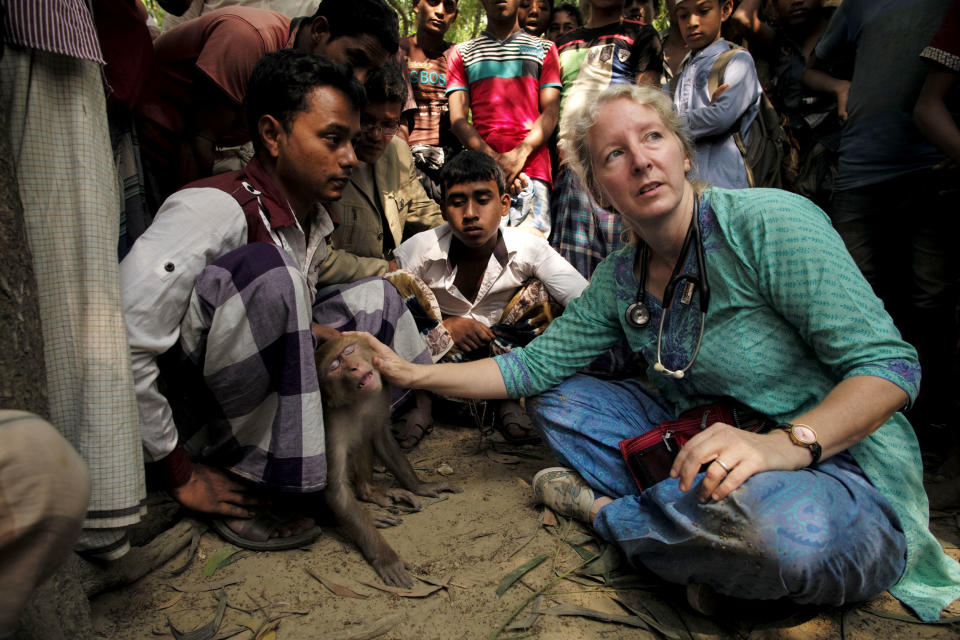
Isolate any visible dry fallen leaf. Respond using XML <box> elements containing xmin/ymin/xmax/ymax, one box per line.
<box><xmin>168</xmin><ymin>590</ymin><xmax>227</xmax><ymax>640</ymax></box>
<box><xmin>436</xmin><ymin>462</ymin><xmax>454</xmax><ymax>476</ymax></box>
<box><xmin>170</xmin><ymin>580</ymin><xmax>241</xmax><ymax>593</ymax></box>
<box><xmin>415</xmin><ymin>574</ymin><xmax>452</xmax><ymax>589</ymax></box>
<box><xmin>156</xmin><ymin>592</ymin><xmax>183</xmax><ymax>611</ymax></box>
<box><xmin>359</xmin><ymin>579</ymin><xmax>444</xmax><ymax>598</ymax></box>
<box><xmin>328</xmin><ymin>613</ymin><xmax>402</xmax><ymax>640</ymax></box>
<box><xmin>540</xmin><ymin>507</ymin><xmax>557</xmax><ymax>527</ymax></box>
<box><xmin>253</xmin><ymin>619</ymin><xmax>280</xmax><ymax>640</ymax></box>
<box><xmin>305</xmin><ymin>568</ymin><xmax>368</xmax><ymax>599</ymax></box>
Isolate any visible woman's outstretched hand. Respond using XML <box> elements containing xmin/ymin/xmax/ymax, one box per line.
<box><xmin>344</xmin><ymin>331</ymin><xmax>421</xmax><ymax>389</ymax></box>
<box><xmin>669</xmin><ymin>423</ymin><xmax>812</xmax><ymax>502</ymax></box>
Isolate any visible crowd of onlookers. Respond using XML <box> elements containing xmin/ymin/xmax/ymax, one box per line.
<box><xmin>2</xmin><ymin>0</ymin><xmax>958</xmax><ymax>633</ymax></box>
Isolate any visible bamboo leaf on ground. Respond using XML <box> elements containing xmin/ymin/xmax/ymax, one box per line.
<box><xmin>504</xmin><ymin>596</ymin><xmax>543</xmax><ymax>632</ymax></box>
<box><xmin>566</xmin><ymin>542</ymin><xmax>597</xmax><ymax>562</ymax></box>
<box><xmin>253</xmin><ymin>619</ymin><xmax>280</xmax><ymax>640</ymax></box>
<box><xmin>565</xmin><ymin>533</ymin><xmax>594</xmax><ymax>545</ymax></box>
<box><xmin>166</xmin><ymin>524</ymin><xmax>204</xmax><ymax>576</ymax></box>
<box><xmin>496</xmin><ymin>554</ymin><xmax>549</xmax><ymax>597</ymax></box>
<box><xmin>202</xmin><ymin>546</ymin><xmax>244</xmax><ymax>577</ymax></box>
<box><xmin>156</xmin><ymin>592</ymin><xmax>183</xmax><ymax>610</ymax></box>
<box><xmin>359</xmin><ymin>579</ymin><xmax>444</xmax><ymax>597</ymax></box>
<box><xmin>538</xmin><ymin>604</ymin><xmax>652</xmax><ymax>628</ymax></box>
<box><xmin>170</xmin><ymin>580</ymin><xmax>241</xmax><ymax>593</ymax></box>
<box><xmin>305</xmin><ymin>568</ymin><xmax>368</xmax><ymax>599</ymax></box>
<box><xmin>327</xmin><ymin>613</ymin><xmax>402</xmax><ymax>640</ymax></box>
<box><xmin>416</xmin><ymin>574</ymin><xmax>453</xmax><ymax>589</ymax></box>
<box><xmin>168</xmin><ymin>590</ymin><xmax>227</xmax><ymax>640</ymax></box>
<box><xmin>613</xmin><ymin>594</ymin><xmax>691</xmax><ymax>640</ymax></box>
<box><xmin>489</xmin><ymin>552</ymin><xmax>600</xmax><ymax>639</ymax></box>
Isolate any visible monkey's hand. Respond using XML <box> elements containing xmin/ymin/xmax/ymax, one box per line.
<box><xmin>443</xmin><ymin>316</ymin><xmax>495</xmax><ymax>352</ymax></box>
<box><xmin>356</xmin><ymin>482</ymin><xmax>397</xmax><ymax>508</ymax></box>
<box><xmin>372</xmin><ymin>510</ymin><xmax>403</xmax><ymax>528</ymax></box>
<box><xmin>385</xmin><ymin>487</ymin><xmax>421</xmax><ymax>509</ymax></box>
<box><xmin>170</xmin><ymin>463</ymin><xmax>266</xmax><ymax>517</ymax></box>
<box><xmin>413</xmin><ymin>481</ymin><xmax>462</xmax><ymax>498</ymax></box>
<box><xmin>373</xmin><ymin>551</ymin><xmax>414</xmax><ymax>588</ymax></box>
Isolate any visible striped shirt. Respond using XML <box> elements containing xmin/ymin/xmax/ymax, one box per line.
<box><xmin>2</xmin><ymin>0</ymin><xmax>104</xmax><ymax>63</ymax></box>
<box><xmin>446</xmin><ymin>30</ymin><xmax>561</xmax><ymax>185</ymax></box>
<box><xmin>555</xmin><ymin>19</ymin><xmax>662</xmax><ymax>123</ymax></box>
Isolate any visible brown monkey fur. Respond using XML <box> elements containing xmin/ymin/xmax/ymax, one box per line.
<box><xmin>316</xmin><ymin>336</ymin><xmax>460</xmax><ymax>588</ymax></box>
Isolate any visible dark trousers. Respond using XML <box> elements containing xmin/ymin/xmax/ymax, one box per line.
<box><xmin>831</xmin><ymin>168</ymin><xmax>958</xmax><ymax>431</ymax></box>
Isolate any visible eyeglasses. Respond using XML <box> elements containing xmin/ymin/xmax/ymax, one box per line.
<box><xmin>360</xmin><ymin>119</ymin><xmax>400</xmax><ymax>137</ymax></box>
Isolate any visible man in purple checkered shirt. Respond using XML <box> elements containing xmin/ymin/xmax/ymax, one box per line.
<box><xmin>120</xmin><ymin>51</ymin><xmax>433</xmax><ymax>550</ymax></box>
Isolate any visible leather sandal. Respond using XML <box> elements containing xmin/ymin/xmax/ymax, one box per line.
<box><xmin>494</xmin><ymin>404</ymin><xmax>541</xmax><ymax>444</ymax></box>
<box><xmin>391</xmin><ymin>417</ymin><xmax>434</xmax><ymax>450</ymax></box>
<box><xmin>210</xmin><ymin>512</ymin><xmax>322</xmax><ymax>551</ymax></box>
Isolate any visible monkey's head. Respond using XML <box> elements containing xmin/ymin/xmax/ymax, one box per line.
<box><xmin>315</xmin><ymin>337</ymin><xmax>384</xmax><ymax>407</ymax></box>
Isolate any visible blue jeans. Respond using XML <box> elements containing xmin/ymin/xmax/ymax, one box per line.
<box><xmin>528</xmin><ymin>374</ymin><xmax>908</xmax><ymax>605</ymax></box>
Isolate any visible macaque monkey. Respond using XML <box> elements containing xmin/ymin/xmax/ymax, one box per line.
<box><xmin>316</xmin><ymin>336</ymin><xmax>460</xmax><ymax>588</ymax></box>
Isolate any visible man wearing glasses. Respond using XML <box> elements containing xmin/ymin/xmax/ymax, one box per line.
<box><xmin>319</xmin><ymin>62</ymin><xmax>443</xmax><ymax>286</ymax></box>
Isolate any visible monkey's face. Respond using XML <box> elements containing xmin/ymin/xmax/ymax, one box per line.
<box><xmin>316</xmin><ymin>337</ymin><xmax>383</xmax><ymax>405</ymax></box>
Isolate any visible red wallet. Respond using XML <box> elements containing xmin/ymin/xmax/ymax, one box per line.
<box><xmin>619</xmin><ymin>401</ymin><xmax>774</xmax><ymax>492</ymax></box>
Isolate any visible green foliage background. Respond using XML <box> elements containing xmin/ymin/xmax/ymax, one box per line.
<box><xmin>142</xmin><ymin>0</ymin><xmax>668</xmax><ymax>43</ymax></box>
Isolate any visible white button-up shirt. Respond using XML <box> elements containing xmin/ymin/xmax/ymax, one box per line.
<box><xmin>394</xmin><ymin>225</ymin><xmax>588</xmax><ymax>325</ymax></box>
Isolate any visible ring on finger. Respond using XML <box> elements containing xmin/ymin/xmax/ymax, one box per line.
<box><xmin>714</xmin><ymin>458</ymin><xmax>731</xmax><ymax>474</ymax></box>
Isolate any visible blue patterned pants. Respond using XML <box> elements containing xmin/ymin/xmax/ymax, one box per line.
<box><xmin>528</xmin><ymin>374</ymin><xmax>908</xmax><ymax>605</ymax></box>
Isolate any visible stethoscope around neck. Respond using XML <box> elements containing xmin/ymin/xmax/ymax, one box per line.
<box><xmin>624</xmin><ymin>199</ymin><xmax>711</xmax><ymax>380</ymax></box>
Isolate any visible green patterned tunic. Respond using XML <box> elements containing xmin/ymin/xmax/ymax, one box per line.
<box><xmin>496</xmin><ymin>187</ymin><xmax>960</xmax><ymax>620</ymax></box>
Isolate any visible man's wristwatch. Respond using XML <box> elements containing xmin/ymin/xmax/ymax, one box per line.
<box><xmin>774</xmin><ymin>423</ymin><xmax>821</xmax><ymax>465</ymax></box>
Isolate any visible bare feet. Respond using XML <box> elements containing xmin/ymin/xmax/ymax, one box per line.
<box><xmin>392</xmin><ymin>392</ymin><xmax>434</xmax><ymax>449</ymax></box>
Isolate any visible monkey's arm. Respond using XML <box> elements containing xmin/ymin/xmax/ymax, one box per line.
<box><xmin>324</xmin><ymin>416</ymin><xmax>413</xmax><ymax>588</ymax></box>
<box><xmin>324</xmin><ymin>477</ymin><xmax>413</xmax><ymax>588</ymax></box>
<box><xmin>353</xmin><ymin>332</ymin><xmax>509</xmax><ymax>399</ymax></box>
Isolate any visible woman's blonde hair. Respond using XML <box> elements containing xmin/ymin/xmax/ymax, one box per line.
<box><xmin>557</xmin><ymin>84</ymin><xmax>696</xmax><ymax>205</ymax></box>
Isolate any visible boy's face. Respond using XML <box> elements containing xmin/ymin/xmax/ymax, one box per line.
<box><xmin>415</xmin><ymin>0</ymin><xmax>459</xmax><ymax>36</ymax></box>
<box><xmin>309</xmin><ymin>18</ymin><xmax>390</xmax><ymax>82</ymax></box>
<box><xmin>623</xmin><ymin>0</ymin><xmax>656</xmax><ymax>22</ymax></box>
<box><xmin>354</xmin><ymin>100</ymin><xmax>403</xmax><ymax>165</ymax></box>
<box><xmin>775</xmin><ymin>0</ymin><xmax>820</xmax><ymax>25</ymax></box>
<box><xmin>547</xmin><ymin>9</ymin><xmax>578</xmax><ymax>41</ymax></box>
<box><xmin>442</xmin><ymin>179</ymin><xmax>510</xmax><ymax>250</ymax></box>
<box><xmin>480</xmin><ymin>0</ymin><xmax>520</xmax><ymax>23</ymax></box>
<box><xmin>518</xmin><ymin>0</ymin><xmax>551</xmax><ymax>36</ymax></box>
<box><xmin>674</xmin><ymin>0</ymin><xmax>732</xmax><ymax>50</ymax></box>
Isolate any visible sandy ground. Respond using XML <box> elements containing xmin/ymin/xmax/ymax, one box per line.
<box><xmin>91</xmin><ymin>417</ymin><xmax>960</xmax><ymax>640</ymax></box>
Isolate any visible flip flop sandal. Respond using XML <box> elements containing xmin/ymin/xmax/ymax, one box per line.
<box><xmin>494</xmin><ymin>407</ymin><xmax>541</xmax><ymax>445</ymax></box>
<box><xmin>391</xmin><ymin>419</ymin><xmax>434</xmax><ymax>450</ymax></box>
<box><xmin>210</xmin><ymin>512</ymin><xmax>322</xmax><ymax>551</ymax></box>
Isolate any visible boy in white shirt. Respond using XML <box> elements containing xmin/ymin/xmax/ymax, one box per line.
<box><xmin>394</xmin><ymin>151</ymin><xmax>587</xmax><ymax>443</ymax></box>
